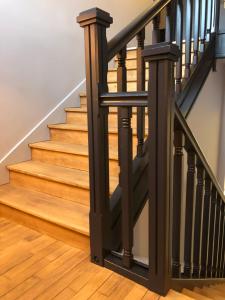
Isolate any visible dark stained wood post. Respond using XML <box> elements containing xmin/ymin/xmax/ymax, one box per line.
<box><xmin>119</xmin><ymin>107</ymin><xmax>133</xmax><ymax>268</ymax></box>
<box><xmin>172</xmin><ymin>126</ymin><xmax>185</xmax><ymax>278</ymax></box>
<box><xmin>200</xmin><ymin>176</ymin><xmax>211</xmax><ymax>277</ymax></box>
<box><xmin>217</xmin><ymin>201</ymin><xmax>224</xmax><ymax>277</ymax></box>
<box><xmin>136</xmin><ymin>29</ymin><xmax>146</xmax><ymax>157</ymax></box>
<box><xmin>193</xmin><ymin>161</ymin><xmax>205</xmax><ymax>278</ymax></box>
<box><xmin>184</xmin><ymin>0</ymin><xmax>193</xmax><ymax>78</ymax></box>
<box><xmin>175</xmin><ymin>0</ymin><xmax>183</xmax><ymax>94</ymax></box>
<box><xmin>117</xmin><ymin>48</ymin><xmax>127</xmax><ymax>180</ymax></box>
<box><xmin>77</xmin><ymin>8</ymin><xmax>113</xmax><ymax>265</ymax></box>
<box><xmin>143</xmin><ymin>42</ymin><xmax>180</xmax><ymax>295</ymax></box>
<box><xmin>207</xmin><ymin>187</ymin><xmax>217</xmax><ymax>277</ymax></box>
<box><xmin>184</xmin><ymin>146</ymin><xmax>196</xmax><ymax>278</ymax></box>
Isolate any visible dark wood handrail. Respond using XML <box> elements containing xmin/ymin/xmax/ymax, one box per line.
<box><xmin>175</xmin><ymin>106</ymin><xmax>225</xmax><ymax>202</ymax></box>
<box><xmin>107</xmin><ymin>0</ymin><xmax>171</xmax><ymax>61</ymax></box>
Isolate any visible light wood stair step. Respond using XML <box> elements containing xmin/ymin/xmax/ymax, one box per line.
<box><xmin>0</xmin><ymin>185</ymin><xmax>89</xmax><ymax>250</ymax></box>
<box><xmin>8</xmin><ymin>161</ymin><xmax>118</xmax><ymax>206</ymax></box>
<box><xmin>48</xmin><ymin>123</ymin><xmax>147</xmax><ymax>147</ymax></box>
<box><xmin>194</xmin><ymin>286</ymin><xmax>225</xmax><ymax>300</ymax></box>
<box><xmin>161</xmin><ymin>290</ymin><xmax>195</xmax><ymax>299</ymax></box>
<box><xmin>65</xmin><ymin>106</ymin><xmax>148</xmax><ymax>127</ymax></box>
<box><xmin>30</xmin><ymin>141</ymin><xmax>118</xmax><ymax>160</ymax></box>
<box><xmin>30</xmin><ymin>141</ymin><xmax>119</xmax><ymax>176</ymax></box>
<box><xmin>182</xmin><ymin>288</ymin><xmax>213</xmax><ymax>300</ymax></box>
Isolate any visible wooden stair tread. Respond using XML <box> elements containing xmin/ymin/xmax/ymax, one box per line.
<box><xmin>182</xmin><ymin>288</ymin><xmax>213</xmax><ymax>300</ymax></box>
<box><xmin>30</xmin><ymin>141</ymin><xmax>118</xmax><ymax>160</ymax></box>
<box><xmin>162</xmin><ymin>290</ymin><xmax>195</xmax><ymax>299</ymax></box>
<box><xmin>0</xmin><ymin>184</ymin><xmax>89</xmax><ymax>236</ymax></box>
<box><xmin>8</xmin><ymin>161</ymin><xmax>118</xmax><ymax>193</ymax></box>
<box><xmin>48</xmin><ymin>123</ymin><xmax>147</xmax><ymax>135</ymax></box>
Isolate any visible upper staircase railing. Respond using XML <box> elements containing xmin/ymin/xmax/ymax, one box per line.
<box><xmin>77</xmin><ymin>0</ymin><xmax>225</xmax><ymax>295</ymax></box>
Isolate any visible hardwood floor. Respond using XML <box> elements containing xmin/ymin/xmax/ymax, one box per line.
<box><xmin>0</xmin><ymin>217</ymin><xmax>157</xmax><ymax>300</ymax></box>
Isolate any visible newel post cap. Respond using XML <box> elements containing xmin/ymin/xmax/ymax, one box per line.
<box><xmin>77</xmin><ymin>7</ymin><xmax>113</xmax><ymax>28</ymax></box>
<box><xmin>142</xmin><ymin>42</ymin><xmax>180</xmax><ymax>62</ymax></box>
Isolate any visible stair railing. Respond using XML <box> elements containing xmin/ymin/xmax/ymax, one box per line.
<box><xmin>77</xmin><ymin>0</ymin><xmax>224</xmax><ymax>295</ymax></box>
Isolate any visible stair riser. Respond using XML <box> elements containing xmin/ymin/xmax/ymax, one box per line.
<box><xmin>31</xmin><ymin>148</ymin><xmax>119</xmax><ymax>177</ymax></box>
<box><xmin>49</xmin><ymin>128</ymin><xmax>139</xmax><ymax>149</ymax></box>
<box><xmin>9</xmin><ymin>172</ymin><xmax>90</xmax><ymax>206</ymax></box>
<box><xmin>0</xmin><ymin>203</ymin><xmax>89</xmax><ymax>251</ymax></box>
<box><xmin>66</xmin><ymin>111</ymin><xmax>148</xmax><ymax>128</ymax></box>
<box><xmin>108</xmin><ymin>81</ymin><xmax>148</xmax><ymax>93</ymax></box>
<box><xmin>107</xmin><ymin>69</ymin><xmax>149</xmax><ymax>82</ymax></box>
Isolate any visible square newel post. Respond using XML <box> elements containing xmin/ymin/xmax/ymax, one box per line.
<box><xmin>142</xmin><ymin>42</ymin><xmax>180</xmax><ymax>295</ymax></box>
<box><xmin>77</xmin><ymin>8</ymin><xmax>113</xmax><ymax>265</ymax></box>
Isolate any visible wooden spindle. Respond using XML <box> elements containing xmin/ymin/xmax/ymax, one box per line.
<box><xmin>199</xmin><ymin>0</ymin><xmax>207</xmax><ymax>52</ymax></box>
<box><xmin>193</xmin><ymin>0</ymin><xmax>200</xmax><ymax>65</ymax></box>
<box><xmin>206</xmin><ymin>0</ymin><xmax>213</xmax><ymax>41</ymax></box>
<box><xmin>207</xmin><ymin>187</ymin><xmax>217</xmax><ymax>277</ymax></box>
<box><xmin>212</xmin><ymin>195</ymin><xmax>221</xmax><ymax>277</ymax></box>
<box><xmin>184</xmin><ymin>147</ymin><xmax>196</xmax><ymax>278</ymax></box>
<box><xmin>200</xmin><ymin>176</ymin><xmax>211</xmax><ymax>277</ymax></box>
<box><xmin>193</xmin><ymin>161</ymin><xmax>204</xmax><ymax>278</ymax></box>
<box><xmin>172</xmin><ymin>128</ymin><xmax>184</xmax><ymax>277</ymax></box>
<box><xmin>184</xmin><ymin>0</ymin><xmax>193</xmax><ymax>78</ymax></box>
<box><xmin>119</xmin><ymin>107</ymin><xmax>133</xmax><ymax>268</ymax></box>
<box><xmin>217</xmin><ymin>202</ymin><xmax>225</xmax><ymax>277</ymax></box>
<box><xmin>117</xmin><ymin>48</ymin><xmax>127</xmax><ymax>179</ymax></box>
<box><xmin>175</xmin><ymin>0</ymin><xmax>183</xmax><ymax>94</ymax></box>
<box><xmin>152</xmin><ymin>15</ymin><xmax>161</xmax><ymax>44</ymax></box>
<box><xmin>165</xmin><ymin>3</ymin><xmax>172</xmax><ymax>42</ymax></box>
<box><xmin>136</xmin><ymin>29</ymin><xmax>146</xmax><ymax>157</ymax></box>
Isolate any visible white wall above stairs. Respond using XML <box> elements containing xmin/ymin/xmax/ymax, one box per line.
<box><xmin>0</xmin><ymin>0</ymin><xmax>153</xmax><ymax>184</ymax></box>
<box><xmin>187</xmin><ymin>59</ymin><xmax>225</xmax><ymax>192</ymax></box>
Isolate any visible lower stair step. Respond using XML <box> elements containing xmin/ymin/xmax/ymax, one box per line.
<box><xmin>8</xmin><ymin>161</ymin><xmax>118</xmax><ymax>206</ymax></box>
<box><xmin>30</xmin><ymin>141</ymin><xmax>119</xmax><ymax>176</ymax></box>
<box><xmin>182</xmin><ymin>288</ymin><xmax>213</xmax><ymax>300</ymax></box>
<box><xmin>0</xmin><ymin>185</ymin><xmax>89</xmax><ymax>250</ymax></box>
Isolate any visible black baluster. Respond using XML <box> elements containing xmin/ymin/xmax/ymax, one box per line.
<box><xmin>117</xmin><ymin>48</ymin><xmax>127</xmax><ymax>182</ymax></box>
<box><xmin>184</xmin><ymin>146</ymin><xmax>196</xmax><ymax>278</ymax></box>
<box><xmin>207</xmin><ymin>187</ymin><xmax>217</xmax><ymax>277</ymax></box>
<box><xmin>193</xmin><ymin>0</ymin><xmax>200</xmax><ymax>65</ymax></box>
<box><xmin>172</xmin><ymin>128</ymin><xmax>184</xmax><ymax>277</ymax></box>
<box><xmin>217</xmin><ymin>202</ymin><xmax>225</xmax><ymax>277</ymax></box>
<box><xmin>199</xmin><ymin>0</ymin><xmax>207</xmax><ymax>52</ymax></box>
<box><xmin>152</xmin><ymin>15</ymin><xmax>161</xmax><ymax>44</ymax></box>
<box><xmin>175</xmin><ymin>0</ymin><xmax>183</xmax><ymax>94</ymax></box>
<box><xmin>184</xmin><ymin>0</ymin><xmax>193</xmax><ymax>78</ymax></box>
<box><xmin>193</xmin><ymin>161</ymin><xmax>204</xmax><ymax>278</ymax></box>
<box><xmin>212</xmin><ymin>195</ymin><xmax>221</xmax><ymax>277</ymax></box>
<box><xmin>136</xmin><ymin>29</ymin><xmax>145</xmax><ymax>157</ymax></box>
<box><xmin>200</xmin><ymin>176</ymin><xmax>211</xmax><ymax>277</ymax></box>
<box><xmin>119</xmin><ymin>107</ymin><xmax>133</xmax><ymax>268</ymax></box>
<box><xmin>206</xmin><ymin>0</ymin><xmax>213</xmax><ymax>41</ymax></box>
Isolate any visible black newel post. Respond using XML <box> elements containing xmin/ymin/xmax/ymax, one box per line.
<box><xmin>143</xmin><ymin>42</ymin><xmax>180</xmax><ymax>295</ymax></box>
<box><xmin>77</xmin><ymin>8</ymin><xmax>113</xmax><ymax>265</ymax></box>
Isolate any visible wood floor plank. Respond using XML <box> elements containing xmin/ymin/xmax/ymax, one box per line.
<box><xmin>16</xmin><ymin>250</ymin><xmax>87</xmax><ymax>299</ymax></box>
<box><xmin>53</xmin><ymin>288</ymin><xmax>76</xmax><ymax>300</ymax></box>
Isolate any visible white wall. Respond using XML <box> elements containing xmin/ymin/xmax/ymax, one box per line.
<box><xmin>0</xmin><ymin>0</ymin><xmax>153</xmax><ymax>184</ymax></box>
<box><xmin>187</xmin><ymin>59</ymin><xmax>225</xmax><ymax>190</ymax></box>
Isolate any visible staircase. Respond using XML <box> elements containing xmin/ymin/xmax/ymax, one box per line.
<box><xmin>1</xmin><ymin>0</ymin><xmax>225</xmax><ymax>298</ymax></box>
<box><xmin>0</xmin><ymin>49</ymin><xmax>147</xmax><ymax>250</ymax></box>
